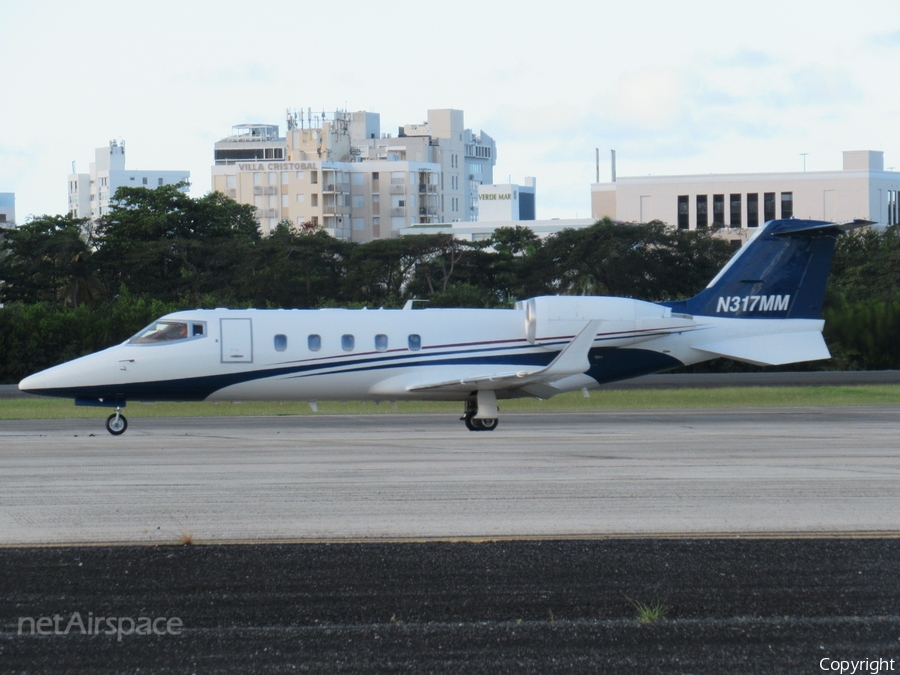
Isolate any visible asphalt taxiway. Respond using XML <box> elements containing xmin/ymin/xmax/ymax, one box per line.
<box><xmin>1</xmin><ymin>406</ymin><xmax>898</xmax><ymax>545</ymax></box>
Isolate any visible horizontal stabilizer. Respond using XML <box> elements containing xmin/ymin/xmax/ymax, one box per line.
<box><xmin>407</xmin><ymin>320</ymin><xmax>600</xmax><ymax>394</ymax></box>
<box><xmin>693</xmin><ymin>331</ymin><xmax>830</xmax><ymax>366</ymax></box>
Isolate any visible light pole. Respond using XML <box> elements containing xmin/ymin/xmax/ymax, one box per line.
<box><xmin>800</xmin><ymin>153</ymin><xmax>809</xmax><ymax>172</ymax></box>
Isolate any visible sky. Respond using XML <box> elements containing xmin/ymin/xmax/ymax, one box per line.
<box><xmin>2</xmin><ymin>0</ymin><xmax>899</xmax><ymax>222</ymax></box>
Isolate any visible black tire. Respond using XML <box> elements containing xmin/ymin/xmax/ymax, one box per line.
<box><xmin>479</xmin><ymin>418</ymin><xmax>498</xmax><ymax>431</ymax></box>
<box><xmin>106</xmin><ymin>413</ymin><xmax>128</xmax><ymax>436</ymax></box>
<box><xmin>464</xmin><ymin>413</ymin><xmax>481</xmax><ymax>431</ymax></box>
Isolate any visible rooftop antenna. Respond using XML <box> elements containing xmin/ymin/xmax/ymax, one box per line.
<box><xmin>800</xmin><ymin>152</ymin><xmax>809</xmax><ymax>172</ymax></box>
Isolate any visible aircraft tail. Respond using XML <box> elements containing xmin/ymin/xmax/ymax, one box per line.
<box><xmin>663</xmin><ymin>219</ymin><xmax>871</xmax><ymax>319</ymax></box>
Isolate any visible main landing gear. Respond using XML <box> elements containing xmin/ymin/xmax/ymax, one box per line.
<box><xmin>105</xmin><ymin>407</ymin><xmax>128</xmax><ymax>435</ymax></box>
<box><xmin>461</xmin><ymin>391</ymin><xmax>499</xmax><ymax>432</ymax></box>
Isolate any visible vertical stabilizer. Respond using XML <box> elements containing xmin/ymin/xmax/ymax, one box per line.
<box><xmin>663</xmin><ymin>219</ymin><xmax>870</xmax><ymax>319</ymax></box>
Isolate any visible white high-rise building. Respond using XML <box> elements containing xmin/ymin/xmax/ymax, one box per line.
<box><xmin>210</xmin><ymin>108</ymin><xmax>497</xmax><ymax>240</ymax></box>
<box><xmin>67</xmin><ymin>141</ymin><xmax>190</xmax><ymax>220</ymax></box>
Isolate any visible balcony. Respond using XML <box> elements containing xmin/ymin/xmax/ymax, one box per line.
<box><xmin>253</xmin><ymin>186</ymin><xmax>277</xmax><ymax>195</ymax></box>
<box><xmin>389</xmin><ymin>184</ymin><xmax>405</xmax><ymax>195</ymax></box>
<box><xmin>418</xmin><ymin>184</ymin><xmax>437</xmax><ymax>194</ymax></box>
<box><xmin>389</xmin><ymin>207</ymin><xmax>406</xmax><ymax>217</ymax></box>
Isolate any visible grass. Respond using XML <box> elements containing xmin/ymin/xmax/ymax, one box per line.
<box><xmin>1</xmin><ymin>385</ymin><xmax>900</xmax><ymax>421</ymax></box>
<box><xmin>624</xmin><ymin>595</ymin><xmax>669</xmax><ymax>624</ymax></box>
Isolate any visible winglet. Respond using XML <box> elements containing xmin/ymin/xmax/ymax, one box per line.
<box><xmin>538</xmin><ymin>319</ymin><xmax>601</xmax><ymax>380</ymax></box>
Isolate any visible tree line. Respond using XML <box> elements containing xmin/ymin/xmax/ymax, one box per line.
<box><xmin>0</xmin><ymin>184</ymin><xmax>898</xmax><ymax>383</ymax></box>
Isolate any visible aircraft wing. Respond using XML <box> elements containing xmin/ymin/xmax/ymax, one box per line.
<box><xmin>406</xmin><ymin>320</ymin><xmax>601</xmax><ymax>394</ymax></box>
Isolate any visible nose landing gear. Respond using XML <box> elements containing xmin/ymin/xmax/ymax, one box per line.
<box><xmin>105</xmin><ymin>407</ymin><xmax>128</xmax><ymax>435</ymax></box>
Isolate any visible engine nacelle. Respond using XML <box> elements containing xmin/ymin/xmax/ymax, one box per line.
<box><xmin>516</xmin><ymin>296</ymin><xmax>678</xmax><ymax>345</ymax></box>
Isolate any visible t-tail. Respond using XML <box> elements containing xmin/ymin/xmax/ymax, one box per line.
<box><xmin>663</xmin><ymin>219</ymin><xmax>873</xmax><ymax>319</ymax></box>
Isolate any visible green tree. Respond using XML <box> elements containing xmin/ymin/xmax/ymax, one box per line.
<box><xmin>0</xmin><ymin>214</ymin><xmax>101</xmax><ymax>307</ymax></box>
<box><xmin>94</xmin><ymin>184</ymin><xmax>260</xmax><ymax>303</ymax></box>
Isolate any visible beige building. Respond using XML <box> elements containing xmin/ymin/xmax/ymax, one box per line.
<box><xmin>592</xmin><ymin>150</ymin><xmax>900</xmax><ymax>233</ymax></box>
<box><xmin>211</xmin><ymin>108</ymin><xmax>496</xmax><ymax>240</ymax></box>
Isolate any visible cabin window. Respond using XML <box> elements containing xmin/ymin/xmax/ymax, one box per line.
<box><xmin>375</xmin><ymin>334</ymin><xmax>388</xmax><ymax>351</ymax></box>
<box><xmin>408</xmin><ymin>334</ymin><xmax>421</xmax><ymax>351</ymax></box>
<box><xmin>129</xmin><ymin>321</ymin><xmax>190</xmax><ymax>344</ymax></box>
<box><xmin>192</xmin><ymin>323</ymin><xmax>205</xmax><ymax>336</ymax></box>
<box><xmin>274</xmin><ymin>334</ymin><xmax>287</xmax><ymax>352</ymax></box>
<box><xmin>342</xmin><ymin>334</ymin><xmax>355</xmax><ymax>352</ymax></box>
<box><xmin>308</xmin><ymin>334</ymin><xmax>321</xmax><ymax>351</ymax></box>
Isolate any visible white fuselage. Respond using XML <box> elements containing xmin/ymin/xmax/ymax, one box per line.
<box><xmin>19</xmin><ymin>297</ymin><xmax>828</xmax><ymax>404</ymax></box>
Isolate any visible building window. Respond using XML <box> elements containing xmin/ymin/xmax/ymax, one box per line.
<box><xmin>281</xmin><ymin>172</ymin><xmax>289</xmax><ymax>185</ymax></box>
<box><xmin>730</xmin><ymin>194</ymin><xmax>742</xmax><ymax>228</ymax></box>
<box><xmin>764</xmin><ymin>192</ymin><xmax>776</xmax><ymax>222</ymax></box>
<box><xmin>696</xmin><ymin>195</ymin><xmax>708</xmax><ymax>228</ymax></box>
<box><xmin>158</xmin><ymin>177</ymin><xmax>164</xmax><ymax>186</ymax></box>
<box><xmin>310</xmin><ymin>171</ymin><xmax>318</xmax><ymax>185</ymax></box>
<box><xmin>713</xmin><ymin>194</ymin><xmax>725</xmax><ymax>225</ymax></box>
<box><xmin>677</xmin><ymin>195</ymin><xmax>689</xmax><ymax>229</ymax></box>
<box><xmin>311</xmin><ymin>194</ymin><xmax>318</xmax><ymax>207</ymax></box>
<box><xmin>226</xmin><ymin>175</ymin><xmax>236</xmax><ymax>189</ymax></box>
<box><xmin>308</xmin><ymin>334</ymin><xmax>321</xmax><ymax>351</ymax></box>
<box><xmin>268</xmin><ymin>172</ymin><xmax>276</xmax><ymax>186</ymax></box>
<box><xmin>747</xmin><ymin>193</ymin><xmax>759</xmax><ymax>228</ymax></box>
<box><xmin>341</xmin><ymin>334</ymin><xmax>355</xmax><ymax>352</ymax></box>
<box><xmin>253</xmin><ymin>172</ymin><xmax>262</xmax><ymax>186</ymax></box>
<box><xmin>274</xmin><ymin>334</ymin><xmax>287</xmax><ymax>352</ymax></box>
<box><xmin>142</xmin><ymin>177</ymin><xmax>148</xmax><ymax>185</ymax></box>
<box><xmin>781</xmin><ymin>192</ymin><xmax>793</xmax><ymax>219</ymax></box>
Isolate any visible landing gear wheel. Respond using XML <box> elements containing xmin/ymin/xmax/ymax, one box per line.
<box><xmin>478</xmin><ymin>417</ymin><xmax>498</xmax><ymax>431</ymax></box>
<box><xmin>464</xmin><ymin>412</ymin><xmax>479</xmax><ymax>431</ymax></box>
<box><xmin>463</xmin><ymin>412</ymin><xmax>498</xmax><ymax>432</ymax></box>
<box><xmin>106</xmin><ymin>412</ymin><xmax>128</xmax><ymax>436</ymax></box>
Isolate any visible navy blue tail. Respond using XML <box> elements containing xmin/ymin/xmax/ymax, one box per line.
<box><xmin>662</xmin><ymin>219</ymin><xmax>865</xmax><ymax>319</ymax></box>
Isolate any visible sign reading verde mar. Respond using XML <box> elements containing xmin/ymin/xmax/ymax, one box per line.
<box><xmin>479</xmin><ymin>193</ymin><xmax>512</xmax><ymax>200</ymax></box>
<box><xmin>236</xmin><ymin>163</ymin><xmax>315</xmax><ymax>171</ymax></box>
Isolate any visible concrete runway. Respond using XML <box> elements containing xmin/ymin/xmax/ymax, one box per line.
<box><xmin>1</xmin><ymin>407</ymin><xmax>899</xmax><ymax>545</ymax></box>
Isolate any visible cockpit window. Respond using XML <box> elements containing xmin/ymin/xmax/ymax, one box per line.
<box><xmin>129</xmin><ymin>321</ymin><xmax>190</xmax><ymax>344</ymax></box>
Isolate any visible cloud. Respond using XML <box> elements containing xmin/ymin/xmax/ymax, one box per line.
<box><xmin>761</xmin><ymin>66</ymin><xmax>861</xmax><ymax>108</ymax></box>
<box><xmin>716</xmin><ymin>50</ymin><xmax>778</xmax><ymax>68</ymax></box>
<box><xmin>870</xmin><ymin>29</ymin><xmax>900</xmax><ymax>47</ymax></box>
<box><xmin>607</xmin><ymin>68</ymin><xmax>689</xmax><ymax>134</ymax></box>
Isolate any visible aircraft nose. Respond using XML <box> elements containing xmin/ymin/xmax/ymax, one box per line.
<box><xmin>19</xmin><ymin>372</ymin><xmax>46</xmax><ymax>393</ymax></box>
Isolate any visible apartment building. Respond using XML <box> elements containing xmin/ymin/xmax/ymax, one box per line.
<box><xmin>210</xmin><ymin>108</ymin><xmax>496</xmax><ymax>240</ymax></box>
<box><xmin>67</xmin><ymin>141</ymin><xmax>190</xmax><ymax>220</ymax></box>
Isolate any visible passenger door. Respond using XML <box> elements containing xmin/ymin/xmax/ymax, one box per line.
<box><xmin>220</xmin><ymin>318</ymin><xmax>253</xmax><ymax>363</ymax></box>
